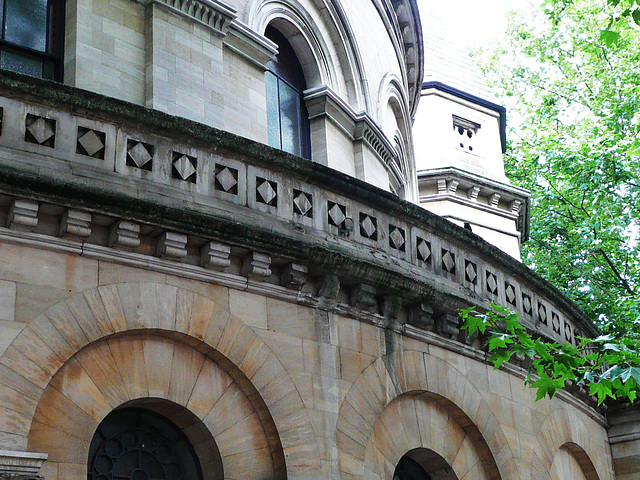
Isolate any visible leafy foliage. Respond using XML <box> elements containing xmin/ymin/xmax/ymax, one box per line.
<box><xmin>476</xmin><ymin>0</ymin><xmax>640</xmax><ymax>334</ymax></box>
<box><xmin>460</xmin><ymin>304</ymin><xmax>640</xmax><ymax>404</ymax></box>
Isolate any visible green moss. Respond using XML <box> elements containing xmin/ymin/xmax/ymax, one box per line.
<box><xmin>0</xmin><ymin>70</ymin><xmax>597</xmax><ymax>335</ymax></box>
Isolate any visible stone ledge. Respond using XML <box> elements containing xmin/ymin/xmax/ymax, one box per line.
<box><xmin>0</xmin><ymin>450</ymin><xmax>47</xmax><ymax>479</ymax></box>
<box><xmin>0</xmin><ymin>70</ymin><xmax>598</xmax><ymax>341</ymax></box>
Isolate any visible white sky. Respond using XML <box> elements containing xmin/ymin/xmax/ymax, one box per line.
<box><xmin>417</xmin><ymin>0</ymin><xmax>528</xmax><ymax>50</ymax></box>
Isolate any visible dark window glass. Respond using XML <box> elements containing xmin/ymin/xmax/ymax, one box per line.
<box><xmin>88</xmin><ymin>408</ymin><xmax>204</xmax><ymax>480</ymax></box>
<box><xmin>393</xmin><ymin>456</ymin><xmax>432</xmax><ymax>480</ymax></box>
<box><xmin>0</xmin><ymin>0</ymin><xmax>62</xmax><ymax>80</ymax></box>
<box><xmin>265</xmin><ymin>26</ymin><xmax>310</xmax><ymax>159</ymax></box>
<box><xmin>5</xmin><ymin>0</ymin><xmax>47</xmax><ymax>51</ymax></box>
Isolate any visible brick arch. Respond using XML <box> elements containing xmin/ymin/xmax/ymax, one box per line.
<box><xmin>530</xmin><ymin>408</ymin><xmax>604</xmax><ymax>480</ymax></box>
<box><xmin>335</xmin><ymin>350</ymin><xmax>513</xmax><ymax>479</ymax></box>
<box><xmin>0</xmin><ymin>282</ymin><xmax>320</xmax><ymax>476</ymax></box>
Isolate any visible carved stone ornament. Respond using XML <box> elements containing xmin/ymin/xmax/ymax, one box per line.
<box><xmin>318</xmin><ymin>274</ymin><xmax>340</xmax><ymax>301</ymax></box>
<box><xmin>350</xmin><ymin>283</ymin><xmax>377</xmax><ymax>310</ymax></box>
<box><xmin>7</xmin><ymin>199</ymin><xmax>39</xmax><ymax>231</ymax></box>
<box><xmin>383</xmin><ymin>295</ymin><xmax>402</xmax><ymax>323</ymax></box>
<box><xmin>242</xmin><ymin>252</ymin><xmax>272</xmax><ymax>279</ymax></box>
<box><xmin>59</xmin><ymin>209</ymin><xmax>92</xmax><ymax>238</ymax></box>
<box><xmin>200</xmin><ymin>241</ymin><xmax>231</xmax><ymax>271</ymax></box>
<box><xmin>108</xmin><ymin>220</ymin><xmax>141</xmax><ymax>250</ymax></box>
<box><xmin>280</xmin><ymin>262</ymin><xmax>308</xmax><ymax>289</ymax></box>
<box><xmin>0</xmin><ymin>450</ymin><xmax>47</xmax><ymax>480</ymax></box>
<box><xmin>410</xmin><ymin>303</ymin><xmax>435</xmax><ymax>329</ymax></box>
<box><xmin>435</xmin><ymin>312</ymin><xmax>459</xmax><ymax>338</ymax></box>
<box><xmin>157</xmin><ymin>231</ymin><xmax>188</xmax><ymax>261</ymax></box>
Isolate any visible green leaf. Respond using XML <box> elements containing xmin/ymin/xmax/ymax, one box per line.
<box><xmin>589</xmin><ymin>382</ymin><xmax>615</xmax><ymax>405</ymax></box>
<box><xmin>531</xmin><ymin>374</ymin><xmax>565</xmax><ymax>401</ymax></box>
<box><xmin>488</xmin><ymin>334</ymin><xmax>515</xmax><ymax>351</ymax></box>
<box><xmin>632</xmin><ymin>8</ymin><xmax>640</xmax><ymax>25</ymax></box>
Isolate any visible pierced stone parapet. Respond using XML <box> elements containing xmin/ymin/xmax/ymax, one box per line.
<box><xmin>0</xmin><ymin>85</ymin><xmax>595</xmax><ymax>349</ymax></box>
<box><xmin>157</xmin><ymin>231</ymin><xmax>188</xmax><ymax>261</ymax></box>
<box><xmin>7</xmin><ymin>199</ymin><xmax>38</xmax><ymax>231</ymax></box>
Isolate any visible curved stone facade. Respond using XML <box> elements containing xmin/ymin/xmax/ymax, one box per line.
<box><xmin>0</xmin><ymin>0</ymin><xmax>631</xmax><ymax>479</ymax></box>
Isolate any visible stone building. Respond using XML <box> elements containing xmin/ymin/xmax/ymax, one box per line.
<box><xmin>0</xmin><ymin>0</ymin><xmax>636</xmax><ymax>479</ymax></box>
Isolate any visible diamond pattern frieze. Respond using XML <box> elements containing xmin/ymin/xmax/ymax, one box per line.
<box><xmin>389</xmin><ymin>225</ymin><xmax>406</xmax><ymax>252</ymax></box>
<box><xmin>359</xmin><ymin>213</ymin><xmax>378</xmax><ymax>240</ymax></box>
<box><xmin>563</xmin><ymin>319</ymin><xmax>572</xmax><ymax>342</ymax></box>
<box><xmin>522</xmin><ymin>293</ymin><xmax>532</xmax><ymax>316</ymax></box>
<box><xmin>126</xmin><ymin>139</ymin><xmax>153</xmax><ymax>171</ymax></box>
<box><xmin>25</xmin><ymin>114</ymin><xmax>56</xmax><ymax>147</ymax></box>
<box><xmin>416</xmin><ymin>237</ymin><xmax>432</xmax><ymax>264</ymax></box>
<box><xmin>214</xmin><ymin>164</ymin><xmax>238</xmax><ymax>194</ymax></box>
<box><xmin>486</xmin><ymin>271</ymin><xmax>498</xmax><ymax>295</ymax></box>
<box><xmin>293</xmin><ymin>190</ymin><xmax>312</xmax><ymax>218</ymax></box>
<box><xmin>505</xmin><ymin>282</ymin><xmax>516</xmax><ymax>306</ymax></box>
<box><xmin>464</xmin><ymin>260</ymin><xmax>477</xmax><ymax>284</ymax></box>
<box><xmin>77</xmin><ymin>127</ymin><xmax>106</xmax><ymax>159</ymax></box>
<box><xmin>441</xmin><ymin>248</ymin><xmax>456</xmax><ymax>274</ymax></box>
<box><xmin>256</xmin><ymin>177</ymin><xmax>278</xmax><ymax>207</ymax></box>
<box><xmin>172</xmin><ymin>152</ymin><xmax>197</xmax><ymax>183</ymax></box>
<box><xmin>327</xmin><ymin>201</ymin><xmax>347</xmax><ymax>229</ymax></box>
<box><xmin>552</xmin><ymin>312</ymin><xmax>561</xmax><ymax>334</ymax></box>
<box><xmin>538</xmin><ymin>303</ymin><xmax>548</xmax><ymax>325</ymax></box>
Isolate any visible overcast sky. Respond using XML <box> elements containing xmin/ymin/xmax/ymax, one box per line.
<box><xmin>417</xmin><ymin>0</ymin><xmax>527</xmax><ymax>50</ymax></box>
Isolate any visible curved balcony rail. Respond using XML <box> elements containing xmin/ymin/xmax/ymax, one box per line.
<box><xmin>0</xmin><ymin>71</ymin><xmax>598</xmax><ymax>353</ymax></box>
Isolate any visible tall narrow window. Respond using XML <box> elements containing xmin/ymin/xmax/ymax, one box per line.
<box><xmin>265</xmin><ymin>26</ymin><xmax>310</xmax><ymax>159</ymax></box>
<box><xmin>0</xmin><ymin>0</ymin><xmax>63</xmax><ymax>80</ymax></box>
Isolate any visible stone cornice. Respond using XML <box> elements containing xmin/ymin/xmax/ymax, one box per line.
<box><xmin>224</xmin><ymin>20</ymin><xmax>278</xmax><ymax>69</ymax></box>
<box><xmin>143</xmin><ymin>0</ymin><xmax>237</xmax><ymax>36</ymax></box>
<box><xmin>305</xmin><ymin>86</ymin><xmax>403</xmax><ymax>183</ymax></box>
<box><xmin>0</xmin><ymin>70</ymin><xmax>599</xmax><ymax>341</ymax></box>
<box><xmin>372</xmin><ymin>0</ymin><xmax>424</xmax><ymax>117</ymax></box>
<box><xmin>418</xmin><ymin>167</ymin><xmax>531</xmax><ymax>240</ymax></box>
<box><xmin>0</xmin><ymin>450</ymin><xmax>47</xmax><ymax>480</ymax></box>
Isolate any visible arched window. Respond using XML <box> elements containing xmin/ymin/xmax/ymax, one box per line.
<box><xmin>88</xmin><ymin>408</ymin><xmax>204</xmax><ymax>480</ymax></box>
<box><xmin>265</xmin><ymin>25</ymin><xmax>310</xmax><ymax>159</ymax></box>
<box><xmin>394</xmin><ymin>450</ymin><xmax>459</xmax><ymax>480</ymax></box>
<box><xmin>394</xmin><ymin>456</ymin><xmax>432</xmax><ymax>480</ymax></box>
<box><xmin>0</xmin><ymin>0</ymin><xmax>63</xmax><ymax>80</ymax></box>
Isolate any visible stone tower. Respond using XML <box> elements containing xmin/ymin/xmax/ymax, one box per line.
<box><xmin>413</xmin><ymin>16</ymin><xmax>530</xmax><ymax>260</ymax></box>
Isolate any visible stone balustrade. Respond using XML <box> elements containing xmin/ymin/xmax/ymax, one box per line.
<box><xmin>0</xmin><ymin>71</ymin><xmax>598</xmax><ymax>351</ymax></box>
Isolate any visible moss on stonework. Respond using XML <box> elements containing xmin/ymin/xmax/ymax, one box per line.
<box><xmin>0</xmin><ymin>70</ymin><xmax>597</xmax><ymax>335</ymax></box>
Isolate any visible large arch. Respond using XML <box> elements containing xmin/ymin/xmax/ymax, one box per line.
<box><xmin>29</xmin><ymin>334</ymin><xmax>280</xmax><ymax>479</ymax></box>
<box><xmin>364</xmin><ymin>392</ymin><xmax>495</xmax><ymax>480</ymax></box>
<box><xmin>0</xmin><ymin>282</ymin><xmax>321</xmax><ymax>477</ymax></box>
<box><xmin>377</xmin><ymin>73</ymin><xmax>417</xmax><ymax>201</ymax></box>
<box><xmin>335</xmin><ymin>350</ymin><xmax>514</xmax><ymax>479</ymax></box>
<box><xmin>245</xmin><ymin>0</ymin><xmax>369</xmax><ymax>111</ymax></box>
<box><xmin>530</xmin><ymin>408</ymin><xmax>607</xmax><ymax>480</ymax></box>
